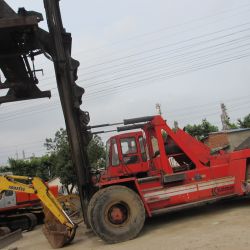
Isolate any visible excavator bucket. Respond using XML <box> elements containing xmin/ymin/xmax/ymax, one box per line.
<box><xmin>42</xmin><ymin>207</ymin><xmax>76</xmax><ymax>249</ymax></box>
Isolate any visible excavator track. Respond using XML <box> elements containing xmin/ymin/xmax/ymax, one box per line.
<box><xmin>0</xmin><ymin>213</ymin><xmax>37</xmax><ymax>232</ymax></box>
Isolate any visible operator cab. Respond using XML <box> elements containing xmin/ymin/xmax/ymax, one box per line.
<box><xmin>104</xmin><ymin>131</ymin><xmax>149</xmax><ymax>178</ymax></box>
<box><xmin>99</xmin><ymin>115</ymin><xmax>200</xmax><ymax>181</ymax></box>
<box><xmin>102</xmin><ymin>127</ymin><xmax>195</xmax><ymax>180</ymax></box>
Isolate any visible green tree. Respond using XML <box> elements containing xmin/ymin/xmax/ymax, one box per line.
<box><xmin>87</xmin><ymin>135</ymin><xmax>106</xmax><ymax>169</ymax></box>
<box><xmin>44</xmin><ymin>128</ymin><xmax>68</xmax><ymax>152</ymax></box>
<box><xmin>0</xmin><ymin>164</ymin><xmax>11</xmax><ymax>173</ymax></box>
<box><xmin>45</xmin><ymin>128</ymin><xmax>105</xmax><ymax>193</ymax></box>
<box><xmin>223</xmin><ymin>114</ymin><xmax>250</xmax><ymax>129</ymax></box>
<box><xmin>226</xmin><ymin>121</ymin><xmax>238</xmax><ymax>129</ymax></box>
<box><xmin>52</xmin><ymin>143</ymin><xmax>76</xmax><ymax>194</ymax></box>
<box><xmin>238</xmin><ymin>114</ymin><xmax>250</xmax><ymax>128</ymax></box>
<box><xmin>185</xmin><ymin>119</ymin><xmax>219</xmax><ymax>141</ymax></box>
<box><xmin>0</xmin><ymin>155</ymin><xmax>54</xmax><ymax>181</ymax></box>
<box><xmin>45</xmin><ymin>128</ymin><xmax>75</xmax><ymax>193</ymax></box>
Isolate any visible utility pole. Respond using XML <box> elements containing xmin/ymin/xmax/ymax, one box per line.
<box><xmin>174</xmin><ymin>121</ymin><xmax>179</xmax><ymax>130</ymax></box>
<box><xmin>22</xmin><ymin>150</ymin><xmax>26</xmax><ymax>159</ymax></box>
<box><xmin>220</xmin><ymin>103</ymin><xmax>230</xmax><ymax>130</ymax></box>
<box><xmin>156</xmin><ymin>103</ymin><xmax>162</xmax><ymax>115</ymax></box>
<box><xmin>15</xmin><ymin>147</ymin><xmax>18</xmax><ymax>160</ymax></box>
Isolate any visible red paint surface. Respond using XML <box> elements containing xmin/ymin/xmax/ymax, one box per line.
<box><xmin>98</xmin><ymin>116</ymin><xmax>250</xmax><ymax>216</ymax></box>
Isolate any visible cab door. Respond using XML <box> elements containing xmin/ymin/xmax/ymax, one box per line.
<box><xmin>120</xmin><ymin>136</ymin><xmax>148</xmax><ymax>174</ymax></box>
<box><xmin>106</xmin><ymin>138</ymin><xmax>124</xmax><ymax>177</ymax></box>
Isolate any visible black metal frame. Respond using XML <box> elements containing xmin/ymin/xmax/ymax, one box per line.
<box><xmin>0</xmin><ymin>0</ymin><xmax>93</xmax><ymax>223</ymax></box>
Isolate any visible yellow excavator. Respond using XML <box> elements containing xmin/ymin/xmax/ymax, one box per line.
<box><xmin>0</xmin><ymin>175</ymin><xmax>77</xmax><ymax>248</ymax></box>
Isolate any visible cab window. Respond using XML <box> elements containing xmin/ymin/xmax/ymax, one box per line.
<box><xmin>5</xmin><ymin>190</ymin><xmax>13</xmax><ymax>196</ymax></box>
<box><xmin>121</xmin><ymin>137</ymin><xmax>139</xmax><ymax>165</ymax></box>
<box><xmin>139</xmin><ymin>136</ymin><xmax>147</xmax><ymax>162</ymax></box>
<box><xmin>151</xmin><ymin>136</ymin><xmax>159</xmax><ymax>156</ymax></box>
<box><xmin>161</xmin><ymin>129</ymin><xmax>196</xmax><ymax>172</ymax></box>
<box><xmin>105</xmin><ymin>139</ymin><xmax>111</xmax><ymax>168</ymax></box>
<box><xmin>111</xmin><ymin>139</ymin><xmax>119</xmax><ymax>166</ymax></box>
<box><xmin>121</xmin><ymin>137</ymin><xmax>137</xmax><ymax>154</ymax></box>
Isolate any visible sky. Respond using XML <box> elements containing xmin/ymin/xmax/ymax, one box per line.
<box><xmin>1</xmin><ymin>0</ymin><xmax>250</xmax><ymax>164</ymax></box>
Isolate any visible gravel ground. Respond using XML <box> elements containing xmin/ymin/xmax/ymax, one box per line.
<box><xmin>5</xmin><ymin>197</ymin><xmax>250</xmax><ymax>250</ymax></box>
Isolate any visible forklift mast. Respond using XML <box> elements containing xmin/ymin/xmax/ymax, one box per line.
<box><xmin>42</xmin><ymin>0</ymin><xmax>92</xmax><ymax>220</ymax></box>
<box><xmin>0</xmin><ymin>0</ymin><xmax>92</xmax><ymax>222</ymax></box>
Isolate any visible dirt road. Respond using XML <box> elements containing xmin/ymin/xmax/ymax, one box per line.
<box><xmin>5</xmin><ymin>197</ymin><xmax>250</xmax><ymax>250</ymax></box>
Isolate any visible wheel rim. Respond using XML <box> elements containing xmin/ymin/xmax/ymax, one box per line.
<box><xmin>106</xmin><ymin>202</ymin><xmax>129</xmax><ymax>225</ymax></box>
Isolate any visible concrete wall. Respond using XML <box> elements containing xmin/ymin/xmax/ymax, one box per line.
<box><xmin>204</xmin><ymin>130</ymin><xmax>250</xmax><ymax>152</ymax></box>
<box><xmin>204</xmin><ymin>133</ymin><xmax>229</xmax><ymax>149</ymax></box>
<box><xmin>228</xmin><ymin>130</ymin><xmax>250</xmax><ymax>151</ymax></box>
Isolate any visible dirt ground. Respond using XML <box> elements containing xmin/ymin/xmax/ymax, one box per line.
<box><xmin>5</xmin><ymin>197</ymin><xmax>250</xmax><ymax>250</ymax></box>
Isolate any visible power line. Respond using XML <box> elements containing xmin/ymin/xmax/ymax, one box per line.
<box><xmin>2</xmin><ymin>25</ymin><xmax>250</xmax><ymax>115</ymax></box>
<box><xmin>1</xmin><ymin>102</ymin><xmax>249</xmax><ymax>157</ymax></box>
<box><xmin>81</xmin><ymin>33</ymin><xmax>250</xmax><ymax>84</ymax></box>
<box><xmin>176</xmin><ymin>103</ymin><xmax>250</xmax><ymax>122</ymax></box>
<box><xmin>166</xmin><ymin>98</ymin><xmax>250</xmax><ymax>117</ymax></box>
<box><xmin>35</xmin><ymin>10</ymin><xmax>250</xmax><ymax>84</ymax></box>
<box><xmin>78</xmin><ymin>22</ymin><xmax>250</xmax><ymax>71</ymax></box>
<box><xmin>2</xmin><ymin>3</ymin><xmax>250</xmax><ymax>161</ymax></box>
<box><xmin>1</xmin><ymin>49</ymin><xmax>249</xmax><ymax>122</ymax></box>
<box><xmin>0</xmin><ymin>97</ymin><xmax>59</xmax><ymax>117</ymax></box>
<box><xmin>0</xmin><ymin>99</ymin><xmax>249</xmax><ymax>154</ymax></box>
<box><xmin>31</xmin><ymin>22</ymin><xmax>250</xmax><ymax>94</ymax></box>
<box><xmin>0</xmin><ymin>104</ymin><xmax>61</xmax><ymax>123</ymax></box>
<box><xmin>0</xmin><ymin>102</ymin><xmax>249</xmax><ymax>154</ymax></box>
<box><xmin>0</xmin><ymin>99</ymin><xmax>59</xmax><ymax>119</ymax></box>
<box><xmin>83</xmin><ymin>35</ymin><xmax>250</xmax><ymax>88</ymax></box>
<box><xmin>71</xmin><ymin>6</ymin><xmax>250</xmax><ymax>71</ymax></box>
<box><xmin>83</xmin><ymin>52</ymin><xmax>250</xmax><ymax>98</ymax></box>
<box><xmin>2</xmin><ymin>27</ymin><xmax>250</xmax><ymax>118</ymax></box>
<box><xmin>70</xmin><ymin>2</ymin><xmax>250</xmax><ymax>56</ymax></box>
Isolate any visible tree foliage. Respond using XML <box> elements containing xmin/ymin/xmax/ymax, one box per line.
<box><xmin>0</xmin><ymin>155</ymin><xmax>55</xmax><ymax>181</ymax></box>
<box><xmin>44</xmin><ymin>128</ymin><xmax>68</xmax><ymax>152</ymax></box>
<box><xmin>224</xmin><ymin>114</ymin><xmax>250</xmax><ymax>129</ymax></box>
<box><xmin>0</xmin><ymin>128</ymin><xmax>106</xmax><ymax>194</ymax></box>
<box><xmin>238</xmin><ymin>114</ymin><xmax>250</xmax><ymax>128</ymax></box>
<box><xmin>226</xmin><ymin>121</ymin><xmax>238</xmax><ymax>129</ymax></box>
<box><xmin>87</xmin><ymin>135</ymin><xmax>106</xmax><ymax>169</ymax></box>
<box><xmin>185</xmin><ymin>119</ymin><xmax>219</xmax><ymax>141</ymax></box>
<box><xmin>44</xmin><ymin>128</ymin><xmax>76</xmax><ymax>193</ymax></box>
<box><xmin>44</xmin><ymin>128</ymin><xmax>105</xmax><ymax>193</ymax></box>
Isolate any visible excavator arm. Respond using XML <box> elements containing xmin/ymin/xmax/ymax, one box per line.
<box><xmin>0</xmin><ymin>175</ymin><xmax>77</xmax><ymax>248</ymax></box>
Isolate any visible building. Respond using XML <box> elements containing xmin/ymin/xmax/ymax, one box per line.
<box><xmin>203</xmin><ymin>128</ymin><xmax>250</xmax><ymax>152</ymax></box>
<box><xmin>48</xmin><ymin>177</ymin><xmax>77</xmax><ymax>195</ymax></box>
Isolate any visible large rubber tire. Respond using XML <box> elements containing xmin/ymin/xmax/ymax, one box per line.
<box><xmin>87</xmin><ymin>188</ymin><xmax>106</xmax><ymax>230</ymax></box>
<box><xmin>89</xmin><ymin>185</ymin><xmax>145</xmax><ymax>243</ymax></box>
